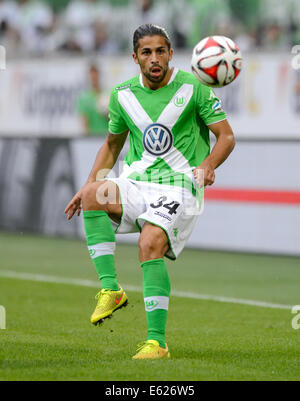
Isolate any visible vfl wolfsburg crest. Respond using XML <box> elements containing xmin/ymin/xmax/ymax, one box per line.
<box><xmin>89</xmin><ymin>249</ymin><xmax>96</xmax><ymax>257</ymax></box>
<box><xmin>145</xmin><ymin>300</ymin><xmax>159</xmax><ymax>311</ymax></box>
<box><xmin>143</xmin><ymin>123</ymin><xmax>173</xmax><ymax>156</ymax></box>
<box><xmin>144</xmin><ymin>296</ymin><xmax>169</xmax><ymax>312</ymax></box>
<box><xmin>173</xmin><ymin>95</ymin><xmax>186</xmax><ymax>107</ymax></box>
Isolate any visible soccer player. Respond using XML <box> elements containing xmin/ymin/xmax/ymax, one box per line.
<box><xmin>77</xmin><ymin>64</ymin><xmax>109</xmax><ymax>136</ymax></box>
<box><xmin>65</xmin><ymin>24</ymin><xmax>235</xmax><ymax>360</ymax></box>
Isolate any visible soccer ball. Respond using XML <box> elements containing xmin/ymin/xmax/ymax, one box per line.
<box><xmin>191</xmin><ymin>35</ymin><xmax>242</xmax><ymax>87</ymax></box>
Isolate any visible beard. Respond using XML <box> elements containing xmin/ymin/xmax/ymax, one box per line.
<box><xmin>142</xmin><ymin>63</ymin><xmax>169</xmax><ymax>83</ymax></box>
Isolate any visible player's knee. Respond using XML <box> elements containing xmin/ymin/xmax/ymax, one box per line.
<box><xmin>139</xmin><ymin>237</ymin><xmax>155</xmax><ymax>255</ymax></box>
<box><xmin>138</xmin><ymin>234</ymin><xmax>167</xmax><ymax>259</ymax></box>
<box><xmin>82</xmin><ymin>183</ymin><xmax>104</xmax><ymax>211</ymax></box>
<box><xmin>81</xmin><ymin>184</ymin><xmax>93</xmax><ymax>204</ymax></box>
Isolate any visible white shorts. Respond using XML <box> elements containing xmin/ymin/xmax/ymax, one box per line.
<box><xmin>106</xmin><ymin>177</ymin><xmax>200</xmax><ymax>260</ymax></box>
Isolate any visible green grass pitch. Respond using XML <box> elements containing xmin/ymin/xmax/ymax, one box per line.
<box><xmin>0</xmin><ymin>232</ymin><xmax>300</xmax><ymax>381</ymax></box>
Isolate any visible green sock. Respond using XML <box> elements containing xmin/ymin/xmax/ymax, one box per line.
<box><xmin>83</xmin><ymin>210</ymin><xmax>119</xmax><ymax>291</ymax></box>
<box><xmin>141</xmin><ymin>258</ymin><xmax>171</xmax><ymax>349</ymax></box>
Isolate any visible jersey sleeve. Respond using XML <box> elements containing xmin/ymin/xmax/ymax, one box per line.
<box><xmin>196</xmin><ymin>84</ymin><xmax>227</xmax><ymax>126</ymax></box>
<box><xmin>108</xmin><ymin>88</ymin><xmax>129</xmax><ymax>134</ymax></box>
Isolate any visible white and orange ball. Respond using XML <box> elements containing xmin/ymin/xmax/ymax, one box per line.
<box><xmin>191</xmin><ymin>35</ymin><xmax>242</xmax><ymax>87</ymax></box>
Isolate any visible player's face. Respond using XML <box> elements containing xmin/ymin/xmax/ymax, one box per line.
<box><xmin>89</xmin><ymin>67</ymin><xmax>99</xmax><ymax>88</ymax></box>
<box><xmin>133</xmin><ymin>35</ymin><xmax>173</xmax><ymax>87</ymax></box>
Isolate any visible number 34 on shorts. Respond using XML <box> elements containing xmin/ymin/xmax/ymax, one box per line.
<box><xmin>150</xmin><ymin>196</ymin><xmax>180</xmax><ymax>218</ymax></box>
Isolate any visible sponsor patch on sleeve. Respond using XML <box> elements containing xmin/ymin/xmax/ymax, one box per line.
<box><xmin>212</xmin><ymin>100</ymin><xmax>224</xmax><ymax>114</ymax></box>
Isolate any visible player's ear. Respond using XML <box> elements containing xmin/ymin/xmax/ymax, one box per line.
<box><xmin>169</xmin><ymin>48</ymin><xmax>174</xmax><ymax>61</ymax></box>
<box><xmin>132</xmin><ymin>52</ymin><xmax>139</xmax><ymax>65</ymax></box>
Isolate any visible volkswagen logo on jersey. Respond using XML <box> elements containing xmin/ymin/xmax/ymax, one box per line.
<box><xmin>143</xmin><ymin>123</ymin><xmax>173</xmax><ymax>156</ymax></box>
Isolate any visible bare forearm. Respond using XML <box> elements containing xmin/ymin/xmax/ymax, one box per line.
<box><xmin>86</xmin><ymin>132</ymin><xmax>128</xmax><ymax>183</ymax></box>
<box><xmin>194</xmin><ymin>120</ymin><xmax>235</xmax><ymax>187</ymax></box>
<box><xmin>86</xmin><ymin>145</ymin><xmax>116</xmax><ymax>182</ymax></box>
<box><xmin>206</xmin><ymin>132</ymin><xmax>235</xmax><ymax>169</ymax></box>
<box><xmin>65</xmin><ymin>131</ymin><xmax>127</xmax><ymax>220</ymax></box>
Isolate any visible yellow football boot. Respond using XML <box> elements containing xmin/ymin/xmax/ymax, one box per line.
<box><xmin>132</xmin><ymin>340</ymin><xmax>170</xmax><ymax>360</ymax></box>
<box><xmin>91</xmin><ymin>286</ymin><xmax>128</xmax><ymax>325</ymax></box>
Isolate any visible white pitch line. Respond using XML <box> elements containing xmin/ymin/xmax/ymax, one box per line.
<box><xmin>0</xmin><ymin>270</ymin><xmax>292</xmax><ymax>310</ymax></box>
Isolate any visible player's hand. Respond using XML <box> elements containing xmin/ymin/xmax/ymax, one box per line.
<box><xmin>64</xmin><ymin>188</ymin><xmax>84</xmax><ymax>220</ymax></box>
<box><xmin>193</xmin><ymin>161</ymin><xmax>215</xmax><ymax>187</ymax></box>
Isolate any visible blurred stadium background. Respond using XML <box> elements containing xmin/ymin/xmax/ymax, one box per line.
<box><xmin>0</xmin><ymin>0</ymin><xmax>300</xmax><ymax>381</ymax></box>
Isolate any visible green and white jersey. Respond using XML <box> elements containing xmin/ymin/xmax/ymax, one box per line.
<box><xmin>108</xmin><ymin>68</ymin><xmax>226</xmax><ymax>196</ymax></box>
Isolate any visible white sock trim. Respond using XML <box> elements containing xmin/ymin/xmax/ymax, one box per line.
<box><xmin>144</xmin><ymin>296</ymin><xmax>169</xmax><ymax>312</ymax></box>
<box><xmin>88</xmin><ymin>242</ymin><xmax>116</xmax><ymax>259</ymax></box>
